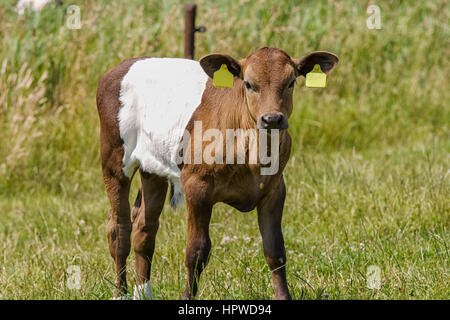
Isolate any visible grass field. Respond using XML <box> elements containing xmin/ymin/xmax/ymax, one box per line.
<box><xmin>0</xmin><ymin>0</ymin><xmax>448</xmax><ymax>299</ymax></box>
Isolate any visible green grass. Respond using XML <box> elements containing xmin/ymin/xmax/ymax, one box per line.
<box><xmin>0</xmin><ymin>0</ymin><xmax>448</xmax><ymax>299</ymax></box>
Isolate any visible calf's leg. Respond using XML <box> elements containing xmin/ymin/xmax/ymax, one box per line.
<box><xmin>101</xmin><ymin>144</ymin><xmax>133</xmax><ymax>297</ymax></box>
<box><xmin>132</xmin><ymin>171</ymin><xmax>168</xmax><ymax>299</ymax></box>
<box><xmin>257</xmin><ymin>177</ymin><xmax>291</xmax><ymax>300</ymax></box>
<box><xmin>181</xmin><ymin>176</ymin><xmax>213</xmax><ymax>300</ymax></box>
<box><xmin>130</xmin><ymin>189</ymin><xmax>142</xmax><ymax>228</ymax></box>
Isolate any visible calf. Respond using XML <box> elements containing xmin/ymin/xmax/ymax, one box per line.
<box><xmin>96</xmin><ymin>47</ymin><xmax>338</xmax><ymax>299</ymax></box>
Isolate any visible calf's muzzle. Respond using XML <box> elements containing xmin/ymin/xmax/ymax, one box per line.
<box><xmin>258</xmin><ymin>113</ymin><xmax>289</xmax><ymax>130</ymax></box>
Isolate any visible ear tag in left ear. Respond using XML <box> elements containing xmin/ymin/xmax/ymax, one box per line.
<box><xmin>305</xmin><ymin>64</ymin><xmax>327</xmax><ymax>88</ymax></box>
<box><xmin>213</xmin><ymin>64</ymin><xmax>234</xmax><ymax>88</ymax></box>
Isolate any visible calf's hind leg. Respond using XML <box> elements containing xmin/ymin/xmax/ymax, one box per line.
<box><xmin>132</xmin><ymin>171</ymin><xmax>168</xmax><ymax>299</ymax></box>
<box><xmin>102</xmin><ymin>144</ymin><xmax>133</xmax><ymax>298</ymax></box>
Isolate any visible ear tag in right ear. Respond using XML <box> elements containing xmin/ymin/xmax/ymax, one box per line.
<box><xmin>213</xmin><ymin>64</ymin><xmax>234</xmax><ymax>88</ymax></box>
<box><xmin>305</xmin><ymin>64</ymin><xmax>327</xmax><ymax>88</ymax></box>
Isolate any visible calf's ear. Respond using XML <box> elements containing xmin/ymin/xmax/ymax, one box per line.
<box><xmin>293</xmin><ymin>51</ymin><xmax>339</xmax><ymax>77</ymax></box>
<box><xmin>199</xmin><ymin>54</ymin><xmax>242</xmax><ymax>79</ymax></box>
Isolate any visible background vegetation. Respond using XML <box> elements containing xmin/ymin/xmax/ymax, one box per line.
<box><xmin>0</xmin><ymin>0</ymin><xmax>448</xmax><ymax>299</ymax></box>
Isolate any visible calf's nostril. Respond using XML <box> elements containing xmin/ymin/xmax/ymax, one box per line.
<box><xmin>277</xmin><ymin>116</ymin><xmax>283</xmax><ymax>124</ymax></box>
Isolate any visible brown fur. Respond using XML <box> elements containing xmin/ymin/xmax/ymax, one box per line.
<box><xmin>96</xmin><ymin>47</ymin><xmax>338</xmax><ymax>299</ymax></box>
<box><xmin>96</xmin><ymin>57</ymin><xmax>150</xmax><ymax>295</ymax></box>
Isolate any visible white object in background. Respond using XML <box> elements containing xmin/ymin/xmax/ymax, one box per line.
<box><xmin>16</xmin><ymin>0</ymin><xmax>53</xmax><ymax>15</ymax></box>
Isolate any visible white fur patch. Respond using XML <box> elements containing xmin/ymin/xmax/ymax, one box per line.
<box><xmin>133</xmin><ymin>281</ymin><xmax>152</xmax><ymax>300</ymax></box>
<box><xmin>118</xmin><ymin>58</ymin><xmax>208</xmax><ymax>204</ymax></box>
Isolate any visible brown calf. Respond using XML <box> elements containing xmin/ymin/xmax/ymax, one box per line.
<box><xmin>96</xmin><ymin>47</ymin><xmax>338</xmax><ymax>299</ymax></box>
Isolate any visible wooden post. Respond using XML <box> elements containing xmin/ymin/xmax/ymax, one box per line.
<box><xmin>184</xmin><ymin>3</ymin><xmax>206</xmax><ymax>60</ymax></box>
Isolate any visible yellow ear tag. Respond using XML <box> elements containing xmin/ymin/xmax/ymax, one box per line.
<box><xmin>305</xmin><ymin>64</ymin><xmax>327</xmax><ymax>88</ymax></box>
<box><xmin>213</xmin><ymin>64</ymin><xmax>234</xmax><ymax>88</ymax></box>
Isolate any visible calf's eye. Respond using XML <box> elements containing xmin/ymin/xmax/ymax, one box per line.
<box><xmin>244</xmin><ymin>81</ymin><xmax>253</xmax><ymax>90</ymax></box>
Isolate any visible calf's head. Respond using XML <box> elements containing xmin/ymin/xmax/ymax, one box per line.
<box><xmin>200</xmin><ymin>47</ymin><xmax>338</xmax><ymax>130</ymax></box>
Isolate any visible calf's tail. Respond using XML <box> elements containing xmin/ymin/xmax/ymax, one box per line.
<box><xmin>169</xmin><ymin>178</ymin><xmax>184</xmax><ymax>209</ymax></box>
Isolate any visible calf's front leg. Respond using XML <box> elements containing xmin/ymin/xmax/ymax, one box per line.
<box><xmin>257</xmin><ymin>177</ymin><xmax>291</xmax><ymax>300</ymax></box>
<box><xmin>181</xmin><ymin>176</ymin><xmax>213</xmax><ymax>300</ymax></box>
